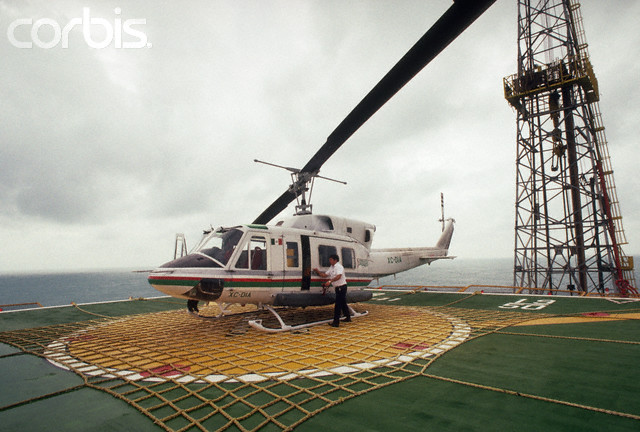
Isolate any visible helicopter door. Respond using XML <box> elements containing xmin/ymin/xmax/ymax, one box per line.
<box><xmin>234</xmin><ymin>235</ymin><xmax>268</xmax><ymax>271</ymax></box>
<box><xmin>301</xmin><ymin>235</ymin><xmax>311</xmax><ymax>290</ymax></box>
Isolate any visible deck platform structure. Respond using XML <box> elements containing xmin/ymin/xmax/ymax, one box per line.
<box><xmin>2</xmin><ymin>290</ymin><xmax>640</xmax><ymax>431</ymax></box>
<box><xmin>504</xmin><ymin>0</ymin><xmax>636</xmax><ymax>295</ymax></box>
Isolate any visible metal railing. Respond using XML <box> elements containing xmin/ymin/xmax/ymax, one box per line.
<box><xmin>371</xmin><ymin>284</ymin><xmax>638</xmax><ymax>297</ymax></box>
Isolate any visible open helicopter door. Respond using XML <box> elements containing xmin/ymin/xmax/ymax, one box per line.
<box><xmin>301</xmin><ymin>235</ymin><xmax>311</xmax><ymax>291</ymax></box>
<box><xmin>283</xmin><ymin>235</ymin><xmax>311</xmax><ymax>291</ymax></box>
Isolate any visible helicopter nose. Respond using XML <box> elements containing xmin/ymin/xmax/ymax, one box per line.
<box><xmin>147</xmin><ymin>270</ymin><xmax>199</xmax><ymax>298</ymax></box>
<box><xmin>159</xmin><ymin>254</ymin><xmax>219</xmax><ymax>269</ymax></box>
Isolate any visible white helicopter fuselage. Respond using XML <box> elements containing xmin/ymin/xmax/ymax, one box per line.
<box><xmin>148</xmin><ymin>214</ymin><xmax>454</xmax><ymax>307</ymax></box>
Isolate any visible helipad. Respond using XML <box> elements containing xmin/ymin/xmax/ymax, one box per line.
<box><xmin>4</xmin><ymin>292</ymin><xmax>640</xmax><ymax>431</ymax></box>
<box><xmin>44</xmin><ymin>303</ymin><xmax>471</xmax><ymax>383</ymax></box>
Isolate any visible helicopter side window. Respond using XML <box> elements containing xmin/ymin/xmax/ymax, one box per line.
<box><xmin>235</xmin><ymin>249</ymin><xmax>249</xmax><ymax>268</ymax></box>
<box><xmin>341</xmin><ymin>247</ymin><xmax>355</xmax><ymax>269</ymax></box>
<box><xmin>251</xmin><ymin>238</ymin><xmax>267</xmax><ymax>270</ymax></box>
<box><xmin>286</xmin><ymin>242</ymin><xmax>299</xmax><ymax>267</ymax></box>
<box><xmin>318</xmin><ymin>245</ymin><xmax>337</xmax><ymax>267</ymax></box>
<box><xmin>235</xmin><ymin>236</ymin><xmax>268</xmax><ymax>270</ymax></box>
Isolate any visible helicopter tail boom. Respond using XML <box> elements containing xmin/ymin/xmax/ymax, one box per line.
<box><xmin>367</xmin><ymin>219</ymin><xmax>454</xmax><ymax>277</ymax></box>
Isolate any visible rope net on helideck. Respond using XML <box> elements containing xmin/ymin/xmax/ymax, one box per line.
<box><xmin>5</xmin><ymin>297</ymin><xmax>637</xmax><ymax>430</ymax></box>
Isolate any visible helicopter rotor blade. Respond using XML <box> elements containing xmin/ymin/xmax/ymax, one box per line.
<box><xmin>255</xmin><ymin>189</ymin><xmax>298</xmax><ymax>225</ymax></box>
<box><xmin>253</xmin><ymin>0</ymin><xmax>496</xmax><ymax>225</ymax></box>
<box><xmin>302</xmin><ymin>0</ymin><xmax>496</xmax><ymax>175</ymax></box>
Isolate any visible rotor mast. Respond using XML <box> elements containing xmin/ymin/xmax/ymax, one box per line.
<box><xmin>254</xmin><ymin>159</ymin><xmax>346</xmax><ymax>216</ymax></box>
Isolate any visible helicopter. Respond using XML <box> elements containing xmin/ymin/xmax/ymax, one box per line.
<box><xmin>147</xmin><ymin>0</ymin><xmax>495</xmax><ymax>331</ymax></box>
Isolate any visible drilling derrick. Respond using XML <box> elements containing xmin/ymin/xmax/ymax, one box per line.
<box><xmin>503</xmin><ymin>0</ymin><xmax>636</xmax><ymax>295</ymax></box>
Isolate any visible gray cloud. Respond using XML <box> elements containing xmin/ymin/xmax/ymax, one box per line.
<box><xmin>0</xmin><ymin>0</ymin><xmax>638</xmax><ymax>272</ymax></box>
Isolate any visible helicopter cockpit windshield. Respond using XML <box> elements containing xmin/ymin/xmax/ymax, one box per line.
<box><xmin>195</xmin><ymin>227</ymin><xmax>244</xmax><ymax>266</ymax></box>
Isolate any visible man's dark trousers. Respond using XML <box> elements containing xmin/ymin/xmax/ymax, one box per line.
<box><xmin>333</xmin><ymin>285</ymin><xmax>350</xmax><ymax>324</ymax></box>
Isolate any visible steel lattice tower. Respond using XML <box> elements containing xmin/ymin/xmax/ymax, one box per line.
<box><xmin>503</xmin><ymin>0</ymin><xmax>636</xmax><ymax>295</ymax></box>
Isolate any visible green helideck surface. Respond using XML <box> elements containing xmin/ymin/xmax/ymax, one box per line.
<box><xmin>1</xmin><ymin>292</ymin><xmax>639</xmax><ymax>431</ymax></box>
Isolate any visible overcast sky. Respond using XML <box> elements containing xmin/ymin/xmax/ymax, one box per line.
<box><xmin>1</xmin><ymin>0</ymin><xmax>638</xmax><ymax>274</ymax></box>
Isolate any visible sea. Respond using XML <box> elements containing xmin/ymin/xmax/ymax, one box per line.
<box><xmin>0</xmin><ymin>258</ymin><xmax>638</xmax><ymax>309</ymax></box>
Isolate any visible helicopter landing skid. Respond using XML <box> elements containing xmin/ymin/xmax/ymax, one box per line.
<box><xmin>248</xmin><ymin>304</ymin><xmax>368</xmax><ymax>333</ymax></box>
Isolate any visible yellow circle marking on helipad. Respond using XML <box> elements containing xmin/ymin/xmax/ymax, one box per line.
<box><xmin>44</xmin><ymin>303</ymin><xmax>470</xmax><ymax>382</ymax></box>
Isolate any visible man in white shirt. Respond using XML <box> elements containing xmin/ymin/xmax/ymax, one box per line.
<box><xmin>313</xmin><ymin>254</ymin><xmax>351</xmax><ymax>327</ymax></box>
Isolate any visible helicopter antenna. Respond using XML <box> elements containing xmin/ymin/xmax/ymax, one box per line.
<box><xmin>439</xmin><ymin>192</ymin><xmax>445</xmax><ymax>232</ymax></box>
<box><xmin>254</xmin><ymin>159</ymin><xmax>346</xmax><ymax>216</ymax></box>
